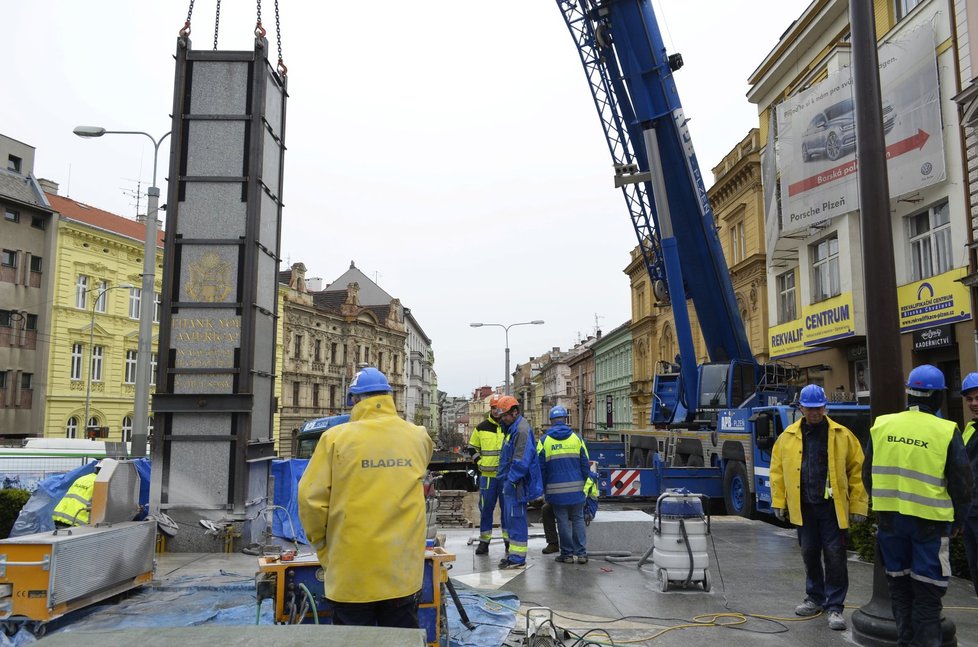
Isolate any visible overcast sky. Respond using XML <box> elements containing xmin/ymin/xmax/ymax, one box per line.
<box><xmin>4</xmin><ymin>1</ymin><xmax>811</xmax><ymax>397</ymax></box>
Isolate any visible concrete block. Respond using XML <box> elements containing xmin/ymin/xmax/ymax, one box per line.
<box><xmin>586</xmin><ymin>510</ymin><xmax>654</xmax><ymax>554</ymax></box>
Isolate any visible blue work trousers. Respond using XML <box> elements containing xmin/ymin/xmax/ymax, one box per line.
<box><xmin>797</xmin><ymin>500</ymin><xmax>848</xmax><ymax>614</ymax></box>
<box><xmin>553</xmin><ymin>502</ymin><xmax>587</xmax><ymax>557</ymax></box>
<box><xmin>964</xmin><ymin>516</ymin><xmax>978</xmax><ymax>598</ymax></box>
<box><xmin>478</xmin><ymin>474</ymin><xmax>507</xmax><ymax>543</ymax></box>
<box><xmin>502</xmin><ymin>482</ymin><xmax>528</xmax><ymax>565</ymax></box>
<box><xmin>878</xmin><ymin>512</ymin><xmax>950</xmax><ymax>647</ymax></box>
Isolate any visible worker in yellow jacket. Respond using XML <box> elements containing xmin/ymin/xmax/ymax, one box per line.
<box><xmin>52</xmin><ymin>465</ymin><xmax>100</xmax><ymax>527</ymax></box>
<box><xmin>298</xmin><ymin>367</ymin><xmax>433</xmax><ymax>628</ymax></box>
<box><xmin>770</xmin><ymin>384</ymin><xmax>868</xmax><ymax>632</ymax></box>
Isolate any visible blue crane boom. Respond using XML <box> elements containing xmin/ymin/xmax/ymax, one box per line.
<box><xmin>558</xmin><ymin>0</ymin><xmax>757</xmax><ymax>421</ymax></box>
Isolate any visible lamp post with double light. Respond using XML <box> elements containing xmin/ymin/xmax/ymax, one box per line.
<box><xmin>73</xmin><ymin>126</ymin><xmax>170</xmax><ymax>457</ymax></box>
<box><xmin>470</xmin><ymin>320</ymin><xmax>544</xmax><ymax>395</ymax></box>
<box><xmin>83</xmin><ymin>283</ymin><xmax>133</xmax><ymax>439</ymax></box>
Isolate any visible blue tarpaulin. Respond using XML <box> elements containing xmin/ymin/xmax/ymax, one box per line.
<box><xmin>271</xmin><ymin>459</ymin><xmax>309</xmax><ymax>543</ymax></box>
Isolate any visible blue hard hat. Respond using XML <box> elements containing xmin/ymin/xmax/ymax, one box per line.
<box><xmin>347</xmin><ymin>367</ymin><xmax>392</xmax><ymax>406</ymax></box>
<box><xmin>963</xmin><ymin>372</ymin><xmax>978</xmax><ymax>395</ymax></box>
<box><xmin>549</xmin><ymin>405</ymin><xmax>568</xmax><ymax>420</ymax></box>
<box><xmin>906</xmin><ymin>364</ymin><xmax>946</xmax><ymax>391</ymax></box>
<box><xmin>798</xmin><ymin>384</ymin><xmax>827</xmax><ymax>408</ymax></box>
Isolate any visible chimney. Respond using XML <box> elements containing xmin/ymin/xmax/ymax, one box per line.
<box><xmin>596</xmin><ymin>329</ymin><xmax>603</xmax><ymax>339</ymax></box>
<box><xmin>37</xmin><ymin>178</ymin><xmax>59</xmax><ymax>195</ymax></box>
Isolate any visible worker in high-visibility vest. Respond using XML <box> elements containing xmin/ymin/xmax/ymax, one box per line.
<box><xmin>537</xmin><ymin>406</ymin><xmax>591</xmax><ymax>564</ymax></box>
<box><xmin>467</xmin><ymin>395</ymin><xmax>508</xmax><ymax>555</ymax></box>
<box><xmin>864</xmin><ymin>365</ymin><xmax>973</xmax><ymax>646</ymax></box>
<box><xmin>960</xmin><ymin>372</ymin><xmax>978</xmax><ymax>597</ymax></box>
<box><xmin>52</xmin><ymin>464</ymin><xmax>100</xmax><ymax>527</ymax></box>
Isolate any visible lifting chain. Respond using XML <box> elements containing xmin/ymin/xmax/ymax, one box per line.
<box><xmin>213</xmin><ymin>0</ymin><xmax>221</xmax><ymax>49</ymax></box>
<box><xmin>179</xmin><ymin>0</ymin><xmax>195</xmax><ymax>37</ymax></box>
<box><xmin>256</xmin><ymin>0</ymin><xmax>287</xmax><ymax>77</ymax></box>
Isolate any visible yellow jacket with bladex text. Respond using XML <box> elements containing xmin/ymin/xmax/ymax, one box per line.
<box><xmin>297</xmin><ymin>394</ymin><xmax>433</xmax><ymax>603</ymax></box>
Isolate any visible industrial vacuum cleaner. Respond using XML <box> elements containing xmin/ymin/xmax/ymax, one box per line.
<box><xmin>639</xmin><ymin>489</ymin><xmax>712</xmax><ymax>592</ymax></box>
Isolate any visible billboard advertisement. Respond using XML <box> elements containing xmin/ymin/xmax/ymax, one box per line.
<box><xmin>776</xmin><ymin>25</ymin><xmax>944</xmax><ymax>234</ymax></box>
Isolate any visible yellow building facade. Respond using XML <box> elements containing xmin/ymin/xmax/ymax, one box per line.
<box><xmin>42</xmin><ymin>191</ymin><xmax>163</xmax><ymax>441</ymax></box>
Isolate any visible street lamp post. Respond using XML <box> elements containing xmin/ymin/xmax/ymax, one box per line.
<box><xmin>74</xmin><ymin>126</ymin><xmax>170</xmax><ymax>457</ymax></box>
<box><xmin>83</xmin><ymin>283</ymin><xmax>133</xmax><ymax>439</ymax></box>
<box><xmin>470</xmin><ymin>320</ymin><xmax>544</xmax><ymax>395</ymax></box>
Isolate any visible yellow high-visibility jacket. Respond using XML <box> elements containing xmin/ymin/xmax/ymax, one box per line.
<box><xmin>52</xmin><ymin>472</ymin><xmax>97</xmax><ymax>526</ymax></box>
<box><xmin>298</xmin><ymin>393</ymin><xmax>433</xmax><ymax>603</ymax></box>
<box><xmin>770</xmin><ymin>415</ymin><xmax>869</xmax><ymax>529</ymax></box>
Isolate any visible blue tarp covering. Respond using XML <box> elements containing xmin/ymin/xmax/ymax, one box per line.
<box><xmin>271</xmin><ymin>459</ymin><xmax>309</xmax><ymax>544</ymax></box>
<box><xmin>446</xmin><ymin>585</ymin><xmax>520</xmax><ymax>647</ymax></box>
<box><xmin>9</xmin><ymin>458</ymin><xmax>152</xmax><ymax>537</ymax></box>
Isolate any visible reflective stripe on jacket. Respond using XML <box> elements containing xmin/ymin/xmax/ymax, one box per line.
<box><xmin>537</xmin><ymin>424</ymin><xmax>589</xmax><ymax>506</ymax></box>
<box><xmin>52</xmin><ymin>472</ymin><xmax>96</xmax><ymax>526</ymax></box>
<box><xmin>468</xmin><ymin>416</ymin><xmax>505</xmax><ymax>476</ymax></box>
<box><xmin>770</xmin><ymin>415</ymin><xmax>868</xmax><ymax>529</ymax></box>
<box><xmin>297</xmin><ymin>393</ymin><xmax>433</xmax><ymax>603</ymax></box>
<box><xmin>870</xmin><ymin>409</ymin><xmax>955</xmax><ymax>522</ymax></box>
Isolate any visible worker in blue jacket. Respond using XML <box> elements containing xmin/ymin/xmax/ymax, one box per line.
<box><xmin>960</xmin><ymin>372</ymin><xmax>978</xmax><ymax>597</ymax></box>
<box><xmin>537</xmin><ymin>405</ymin><xmax>591</xmax><ymax>564</ymax></box>
<box><xmin>494</xmin><ymin>395</ymin><xmax>542</xmax><ymax>568</ymax></box>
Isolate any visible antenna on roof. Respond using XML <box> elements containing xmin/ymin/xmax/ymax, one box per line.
<box><xmin>66</xmin><ymin>163</ymin><xmax>72</xmax><ymax>198</ymax></box>
<box><xmin>120</xmin><ymin>179</ymin><xmax>143</xmax><ymax>221</ymax></box>
<box><xmin>593</xmin><ymin>313</ymin><xmax>605</xmax><ymax>336</ymax></box>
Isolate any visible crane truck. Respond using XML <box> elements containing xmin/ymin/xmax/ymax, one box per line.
<box><xmin>557</xmin><ymin>0</ymin><xmax>869</xmax><ymax>516</ymax></box>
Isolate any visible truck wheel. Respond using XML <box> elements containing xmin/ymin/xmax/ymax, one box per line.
<box><xmin>685</xmin><ymin>454</ymin><xmax>704</xmax><ymax>467</ymax></box>
<box><xmin>723</xmin><ymin>461</ymin><xmax>755</xmax><ymax>518</ymax></box>
<box><xmin>629</xmin><ymin>448</ymin><xmax>645</xmax><ymax>468</ymax></box>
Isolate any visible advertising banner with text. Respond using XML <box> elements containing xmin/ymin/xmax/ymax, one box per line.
<box><xmin>769</xmin><ymin>292</ymin><xmax>855</xmax><ymax>359</ymax></box>
<box><xmin>776</xmin><ymin>25</ymin><xmax>943</xmax><ymax>234</ymax></box>
<box><xmin>897</xmin><ymin>267</ymin><xmax>971</xmax><ymax>331</ymax></box>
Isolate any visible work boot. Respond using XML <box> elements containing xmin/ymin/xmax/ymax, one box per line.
<box><xmin>497</xmin><ymin>557</ymin><xmax>511</xmax><ymax>568</ymax></box>
<box><xmin>795</xmin><ymin>599</ymin><xmax>823</xmax><ymax>617</ymax></box>
<box><xmin>576</xmin><ymin>555</ymin><xmax>589</xmax><ymax>564</ymax></box>
<box><xmin>542</xmin><ymin>543</ymin><xmax>559</xmax><ymax>554</ymax></box>
<box><xmin>504</xmin><ymin>540</ymin><xmax>510</xmax><ymax>553</ymax></box>
<box><xmin>555</xmin><ymin>555</ymin><xmax>575</xmax><ymax>563</ymax></box>
<box><xmin>501</xmin><ymin>560</ymin><xmax>526</xmax><ymax>570</ymax></box>
<box><xmin>475</xmin><ymin>541</ymin><xmax>489</xmax><ymax>555</ymax></box>
<box><xmin>827</xmin><ymin>611</ymin><xmax>846</xmax><ymax>631</ymax></box>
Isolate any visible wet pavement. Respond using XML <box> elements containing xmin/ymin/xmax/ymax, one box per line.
<box><xmin>32</xmin><ymin>513</ymin><xmax>978</xmax><ymax>646</ymax></box>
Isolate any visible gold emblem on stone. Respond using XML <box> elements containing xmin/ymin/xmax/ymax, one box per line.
<box><xmin>186</xmin><ymin>251</ymin><xmax>233</xmax><ymax>302</ymax></box>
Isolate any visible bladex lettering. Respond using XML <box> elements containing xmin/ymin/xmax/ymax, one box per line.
<box><xmin>887</xmin><ymin>434</ymin><xmax>929</xmax><ymax>449</ymax></box>
<box><xmin>362</xmin><ymin>458</ymin><xmax>414</xmax><ymax>468</ymax></box>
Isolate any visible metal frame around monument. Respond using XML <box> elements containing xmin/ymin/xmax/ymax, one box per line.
<box><xmin>151</xmin><ymin>36</ymin><xmax>286</xmax><ymax>519</ymax></box>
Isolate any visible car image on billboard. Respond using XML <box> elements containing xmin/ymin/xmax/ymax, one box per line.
<box><xmin>800</xmin><ymin>97</ymin><xmax>896</xmax><ymax>163</ymax></box>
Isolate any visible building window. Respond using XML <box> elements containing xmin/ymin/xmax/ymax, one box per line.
<box><xmin>729</xmin><ymin>221</ymin><xmax>746</xmax><ymax>264</ymax></box>
<box><xmin>25</xmin><ymin>314</ymin><xmax>37</xmax><ymax>330</ymax></box>
<box><xmin>313</xmin><ymin>384</ymin><xmax>320</xmax><ymax>408</ymax></box>
<box><xmin>94</xmin><ymin>280</ymin><xmax>108</xmax><ymax>313</ymax></box>
<box><xmin>330</xmin><ymin>342</ymin><xmax>337</xmax><ymax>364</ymax></box>
<box><xmin>896</xmin><ymin>0</ymin><xmax>923</xmax><ymax>19</ymax></box>
<box><xmin>294</xmin><ymin>335</ymin><xmax>303</xmax><ymax>358</ymax></box>
<box><xmin>378</xmin><ymin>352</ymin><xmax>384</xmax><ymax>371</ymax></box>
<box><xmin>154</xmin><ymin>292</ymin><xmax>161</xmax><ymax>323</ymax></box>
<box><xmin>314</xmin><ymin>339</ymin><xmax>322</xmax><ymax>362</ymax></box>
<box><xmin>0</xmin><ymin>371</ymin><xmax>5</xmax><ymax>390</ymax></box>
<box><xmin>66</xmin><ymin>416</ymin><xmax>79</xmax><ymax>439</ymax></box>
<box><xmin>29</xmin><ymin>256</ymin><xmax>42</xmax><ymax>273</ymax></box>
<box><xmin>4</xmin><ymin>209</ymin><xmax>18</xmax><ymax>223</ymax></box>
<box><xmin>87</xmin><ymin>416</ymin><xmax>99</xmax><ymax>432</ymax></box>
<box><xmin>777</xmin><ymin>270</ymin><xmax>797</xmax><ymax>324</ymax></box>
<box><xmin>129</xmin><ymin>288</ymin><xmax>141</xmax><ymax>319</ymax></box>
<box><xmin>811</xmin><ymin>235</ymin><xmax>840</xmax><ymax>302</ymax></box>
<box><xmin>7</xmin><ymin>155</ymin><xmax>21</xmax><ymax>173</ymax></box>
<box><xmin>1</xmin><ymin>250</ymin><xmax>15</xmax><ymax>267</ymax></box>
<box><xmin>329</xmin><ymin>385</ymin><xmax>337</xmax><ymax>409</ymax></box>
<box><xmin>76</xmin><ymin>275</ymin><xmax>89</xmax><ymax>309</ymax></box>
<box><xmin>122</xmin><ymin>416</ymin><xmax>133</xmax><ymax>443</ymax></box>
<box><xmin>0</xmin><ymin>310</ymin><xmax>10</xmax><ymax>327</ymax></box>
<box><xmin>20</xmin><ymin>373</ymin><xmax>32</xmax><ymax>389</ymax></box>
<box><xmin>125</xmin><ymin>350</ymin><xmax>138</xmax><ymax>384</ymax></box>
<box><xmin>71</xmin><ymin>343</ymin><xmax>83</xmax><ymax>380</ymax></box>
<box><xmin>908</xmin><ymin>202</ymin><xmax>951</xmax><ymax>281</ymax></box>
<box><xmin>31</xmin><ymin>216</ymin><xmax>45</xmax><ymax>230</ymax></box>
<box><xmin>91</xmin><ymin>345</ymin><xmax>104</xmax><ymax>382</ymax></box>
<box><xmin>150</xmin><ymin>353</ymin><xmax>158</xmax><ymax>386</ymax></box>
<box><xmin>293</xmin><ymin>382</ymin><xmax>301</xmax><ymax>406</ymax></box>
<box><xmin>147</xmin><ymin>416</ymin><xmax>155</xmax><ymax>437</ymax></box>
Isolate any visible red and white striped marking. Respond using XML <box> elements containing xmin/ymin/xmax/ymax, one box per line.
<box><xmin>610</xmin><ymin>469</ymin><xmax>641</xmax><ymax>496</ymax></box>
